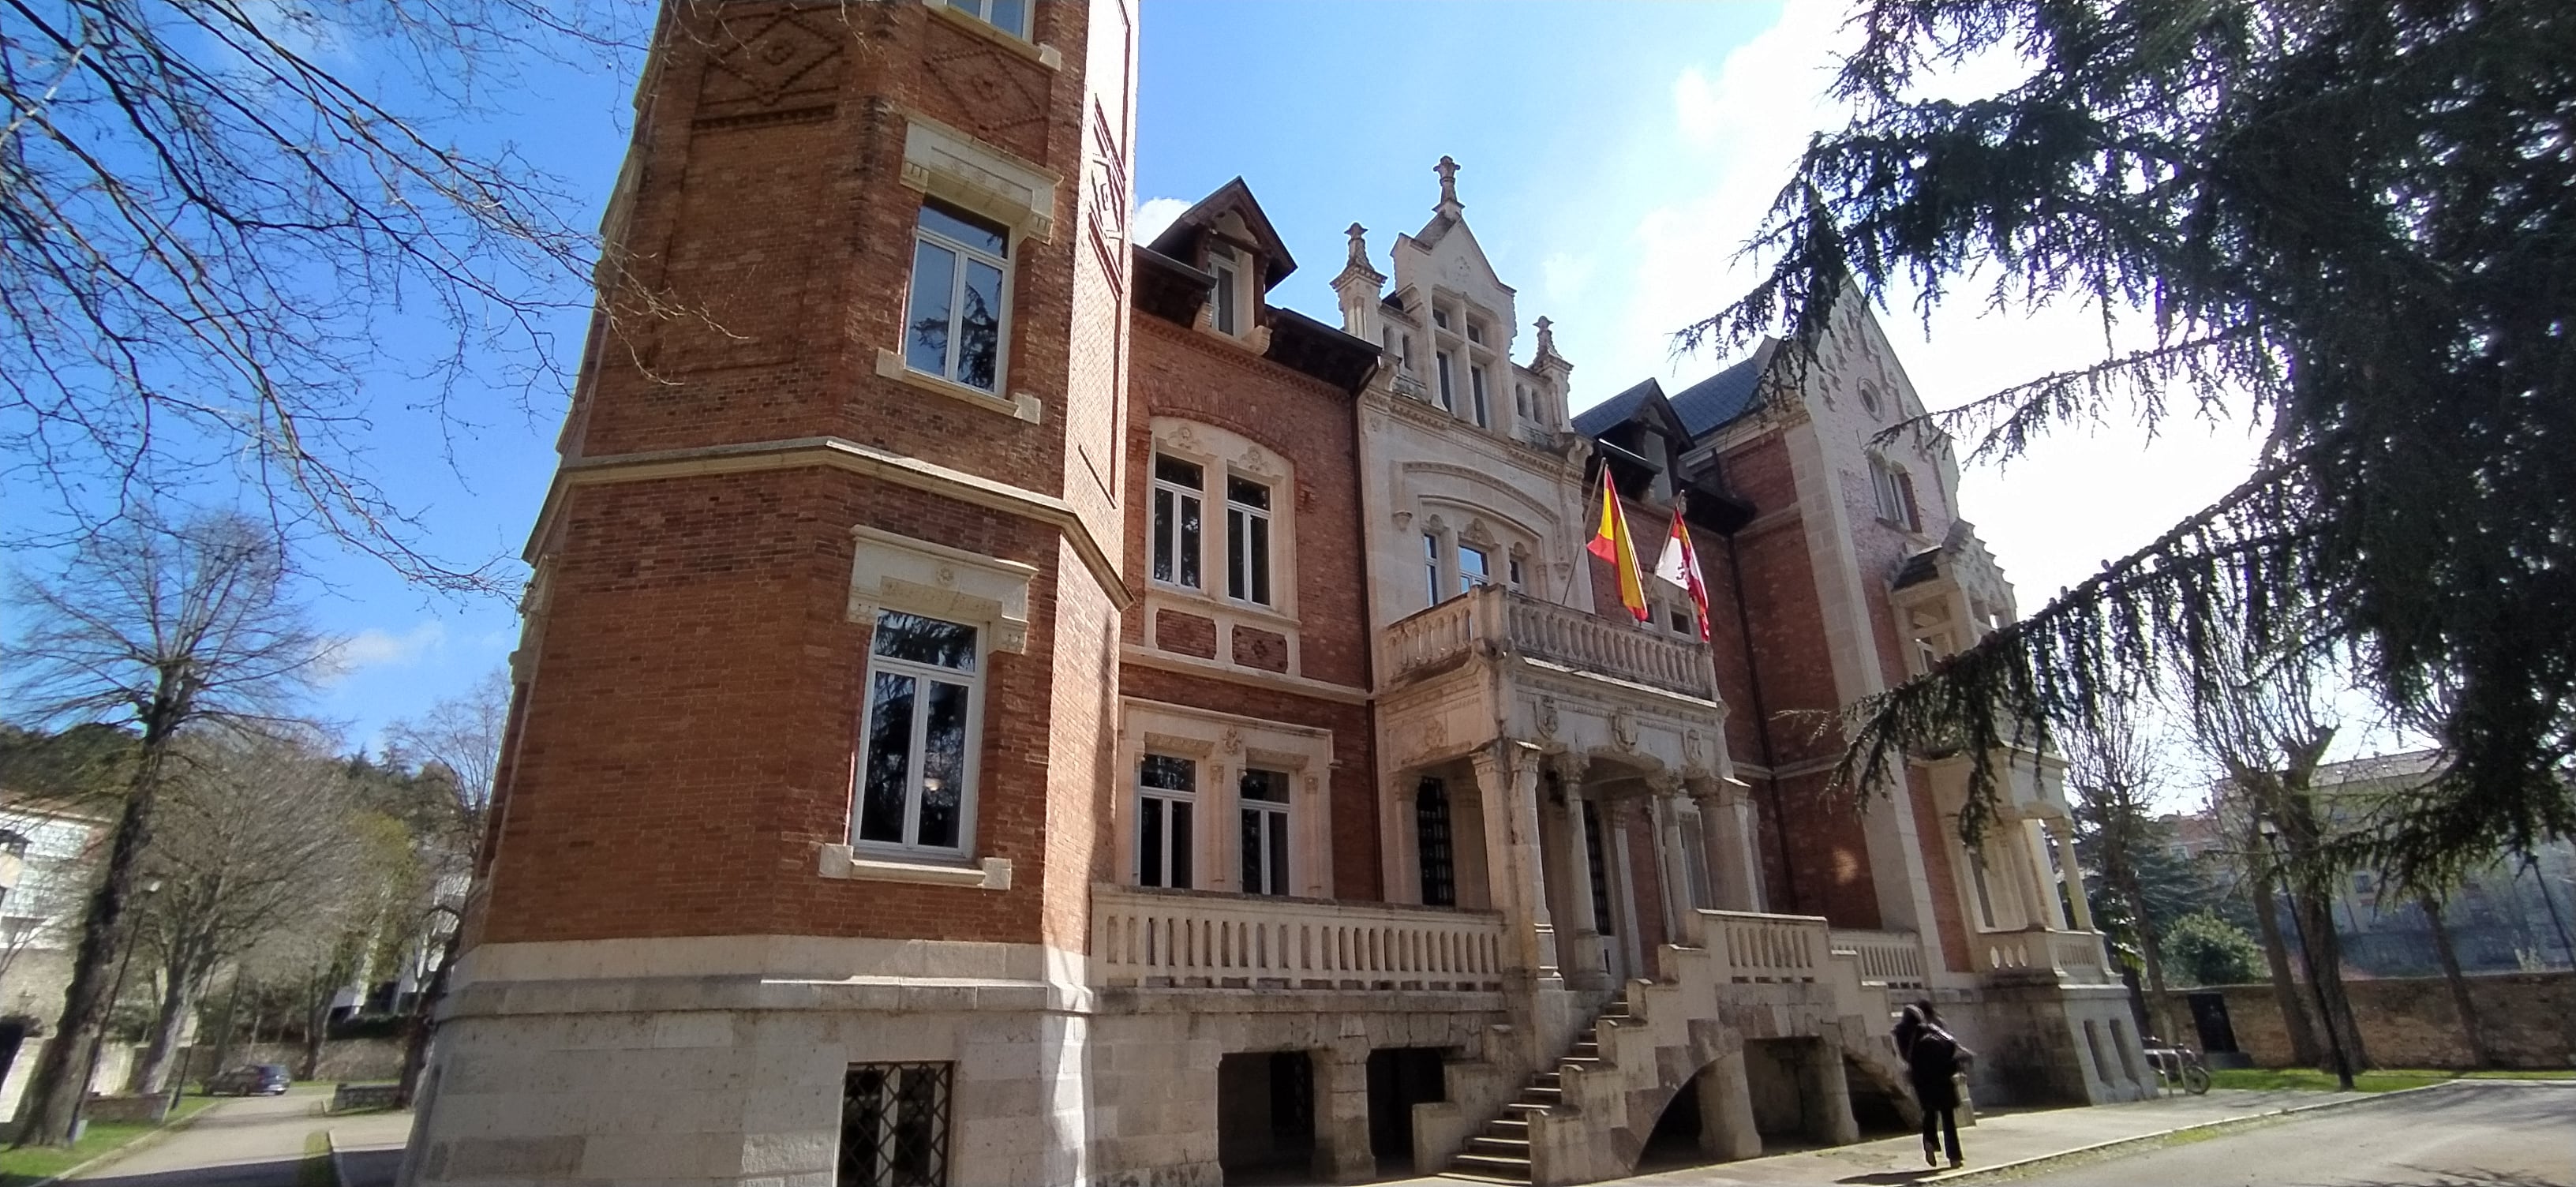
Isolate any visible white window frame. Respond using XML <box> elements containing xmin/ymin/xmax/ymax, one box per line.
<box><xmin>902</xmin><ymin>200</ymin><xmax>1013</xmax><ymax>394</ymax></box>
<box><xmin>1423</xmin><ymin>531</ymin><xmax>1442</xmax><ymax>608</ymax></box>
<box><xmin>1209</xmin><ymin>242</ymin><xmax>1245</xmax><ymax>336</ymax></box>
<box><xmin>942</xmin><ymin>0</ymin><xmax>1029</xmax><ymax>37</ymax></box>
<box><xmin>1136</xmin><ymin>753</ymin><xmax>1198</xmax><ymax>889</ymax></box>
<box><xmin>1226</xmin><ymin>472</ymin><xmax>1274</xmax><ymax>606</ymax></box>
<box><xmin>1457</xmin><ymin>544</ymin><xmax>1490</xmax><ymax>594</ymax></box>
<box><xmin>1119</xmin><ymin>701</ymin><xmax>1335</xmax><ymax>900</ymax></box>
<box><xmin>852</xmin><ymin>612</ymin><xmax>985</xmax><ymax>859</ymax></box>
<box><xmin>1151</xmin><ymin>454</ymin><xmax>1205</xmax><ymax>591</ymax></box>
<box><xmin>1238</xmin><ymin>767</ymin><xmax>1293</xmax><ymax>897</ymax></box>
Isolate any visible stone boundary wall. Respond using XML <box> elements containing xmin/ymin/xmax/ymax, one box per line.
<box><xmin>2208</xmin><ymin>972</ymin><xmax>2576</xmax><ymax>1069</ymax></box>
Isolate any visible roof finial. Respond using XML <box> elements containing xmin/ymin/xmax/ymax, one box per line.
<box><xmin>1433</xmin><ymin>155</ymin><xmax>1463</xmax><ymax>219</ymax></box>
<box><xmin>1534</xmin><ymin>316</ymin><xmax>1558</xmax><ymax>358</ymax></box>
<box><xmin>1345</xmin><ymin>223</ymin><xmax>1371</xmax><ymax>270</ymax></box>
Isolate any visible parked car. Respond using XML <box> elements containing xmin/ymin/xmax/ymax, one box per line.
<box><xmin>207</xmin><ymin>1064</ymin><xmax>291</xmax><ymax>1095</ymax></box>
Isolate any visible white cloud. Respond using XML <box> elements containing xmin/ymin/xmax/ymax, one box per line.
<box><xmin>1541</xmin><ymin>252</ymin><xmax>1597</xmax><ymax>303</ymax></box>
<box><xmin>1133</xmin><ymin>197</ymin><xmax>1189</xmax><ymax>245</ymax></box>
<box><xmin>1672</xmin><ymin>66</ymin><xmax>1724</xmax><ymax>150</ymax></box>
<box><xmin>322</xmin><ymin>621</ymin><xmax>447</xmax><ymax>683</ymax></box>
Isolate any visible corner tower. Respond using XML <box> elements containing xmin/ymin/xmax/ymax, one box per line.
<box><xmin>406</xmin><ymin>1</ymin><xmax>1137</xmax><ymax>1183</ymax></box>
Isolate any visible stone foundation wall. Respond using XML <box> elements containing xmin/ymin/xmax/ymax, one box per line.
<box><xmin>2208</xmin><ymin>972</ymin><xmax>2576</xmax><ymax>1069</ymax></box>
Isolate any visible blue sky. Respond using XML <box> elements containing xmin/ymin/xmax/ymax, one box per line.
<box><xmin>13</xmin><ymin>2</ymin><xmax>2396</xmax><ymax>784</ymax></box>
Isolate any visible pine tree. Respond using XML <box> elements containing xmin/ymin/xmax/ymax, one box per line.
<box><xmin>1689</xmin><ymin>0</ymin><xmax>2576</xmax><ymax>886</ymax></box>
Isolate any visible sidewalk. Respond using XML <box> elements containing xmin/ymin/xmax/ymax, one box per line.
<box><xmin>1620</xmin><ymin>1088</ymin><xmax>2364</xmax><ymax>1185</ymax></box>
<box><xmin>1389</xmin><ymin>1087</ymin><xmax>2372</xmax><ymax>1186</ymax></box>
<box><xmin>325</xmin><ymin>1110</ymin><xmax>415</xmax><ymax>1187</ymax></box>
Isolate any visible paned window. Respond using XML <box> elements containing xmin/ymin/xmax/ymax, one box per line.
<box><xmin>1238</xmin><ymin>768</ymin><xmax>1291</xmax><ymax>896</ymax></box>
<box><xmin>1465</xmin><ymin>321</ymin><xmax>1483</xmax><ymax>345</ymax></box>
<box><xmin>942</xmin><ymin>0</ymin><xmax>1028</xmax><ymax>37</ymax></box>
<box><xmin>1869</xmin><ymin>454</ymin><xmax>1921</xmax><ymax>530</ymax></box>
<box><xmin>854</xmin><ymin>612</ymin><xmax>979</xmax><ymax>856</ymax></box>
<box><xmin>1210</xmin><ymin>244</ymin><xmax>1243</xmax><ymax>335</ymax></box>
<box><xmin>1226</xmin><ymin>475</ymin><xmax>1272</xmax><ymax>605</ymax></box>
<box><xmin>1508</xmin><ymin>556</ymin><xmax>1526</xmax><ymax>588</ymax></box>
<box><xmin>1152</xmin><ymin>455</ymin><xmax>1204</xmax><ymax>589</ymax></box>
<box><xmin>1423</xmin><ymin>533</ymin><xmax>1441</xmax><ymax>607</ymax></box>
<box><xmin>1432</xmin><ymin>307</ymin><xmax>1451</xmax><ymax>330</ymax></box>
<box><xmin>1400</xmin><ymin>333</ymin><xmax>1415</xmax><ymax>373</ymax></box>
<box><xmin>903</xmin><ymin>201</ymin><xmax>1009</xmax><ymax>393</ymax></box>
<box><xmin>1680</xmin><ymin>811</ymin><xmax>1714</xmax><ymax>910</ymax></box>
<box><xmin>1458</xmin><ymin>545</ymin><xmax>1489</xmax><ymax>594</ymax></box>
<box><xmin>840</xmin><ymin>1062</ymin><xmax>951</xmax><ymax>1187</ymax></box>
<box><xmin>1515</xmin><ymin>384</ymin><xmax>1533</xmax><ymax>420</ymax></box>
<box><xmin>1470</xmin><ymin>365</ymin><xmax>1490</xmax><ymax>427</ymax></box>
<box><xmin>1136</xmin><ymin>755</ymin><xmax>1196</xmax><ymax>889</ymax></box>
<box><xmin>1415</xmin><ymin>778</ymin><xmax>1455</xmax><ymax>907</ymax></box>
<box><xmin>1436</xmin><ymin>351</ymin><xmax>1455</xmax><ymax>410</ymax></box>
<box><xmin>1669</xmin><ymin>604</ymin><xmax>1694</xmax><ymax>636</ymax></box>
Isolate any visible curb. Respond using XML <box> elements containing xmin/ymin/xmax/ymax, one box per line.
<box><xmin>26</xmin><ymin>1095</ymin><xmax>223</xmax><ymax>1186</ymax></box>
<box><xmin>1926</xmin><ymin>1082</ymin><xmax>2456</xmax><ymax>1183</ymax></box>
<box><xmin>326</xmin><ymin>1127</ymin><xmax>348</xmax><ymax>1187</ymax></box>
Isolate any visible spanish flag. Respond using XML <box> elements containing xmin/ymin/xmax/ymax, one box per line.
<box><xmin>1586</xmin><ymin>470</ymin><xmax>1650</xmax><ymax>622</ymax></box>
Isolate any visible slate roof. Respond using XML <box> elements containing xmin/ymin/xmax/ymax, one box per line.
<box><xmin>1668</xmin><ymin>350</ymin><xmax>1769</xmax><ymax>437</ymax></box>
<box><xmin>1571</xmin><ymin>379</ymin><xmax>1665</xmax><ymax>438</ymax></box>
<box><xmin>1893</xmin><ymin>546</ymin><xmax>1943</xmax><ymax>590</ymax></box>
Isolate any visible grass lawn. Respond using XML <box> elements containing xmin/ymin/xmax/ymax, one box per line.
<box><xmin>0</xmin><ymin>1096</ymin><xmax>219</xmax><ymax>1186</ymax></box>
<box><xmin>2210</xmin><ymin>1067</ymin><xmax>2576</xmax><ymax>1092</ymax></box>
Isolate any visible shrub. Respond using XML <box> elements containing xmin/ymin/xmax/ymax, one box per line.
<box><xmin>2165</xmin><ymin>912</ymin><xmax>2263</xmax><ymax>987</ymax></box>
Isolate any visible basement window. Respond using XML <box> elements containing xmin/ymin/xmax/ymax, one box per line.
<box><xmin>840</xmin><ymin>1062</ymin><xmax>952</xmax><ymax>1187</ymax></box>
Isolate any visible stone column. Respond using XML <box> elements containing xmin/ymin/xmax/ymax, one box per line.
<box><xmin>2022</xmin><ymin>820</ymin><xmax>2071</xmax><ymax>930</ymax></box>
<box><xmin>1312</xmin><ymin>1044</ymin><xmax>1376</xmax><ymax>1184</ymax></box>
<box><xmin>1691</xmin><ymin>782</ymin><xmax>1764</xmax><ymax>912</ymax></box>
<box><xmin>1649</xmin><ymin>775</ymin><xmax>1690</xmax><ymax>943</ymax></box>
<box><xmin>1384</xmin><ymin>768</ymin><xmax>1421</xmax><ymax>906</ymax></box>
<box><xmin>1471</xmin><ymin>743</ymin><xmax>1559</xmax><ymax>978</ymax></box>
<box><xmin>1552</xmin><ymin>754</ymin><xmax>1608</xmax><ymax>987</ymax></box>
<box><xmin>1597</xmin><ymin>795</ymin><xmax>1647</xmax><ymax>980</ymax></box>
<box><xmin>2048</xmin><ymin>816</ymin><xmax>2095</xmax><ymax>931</ymax></box>
<box><xmin>1799</xmin><ymin>1035</ymin><xmax>1861</xmax><ymax>1147</ymax></box>
<box><xmin>1695</xmin><ymin>1039</ymin><xmax>1762</xmax><ymax>1162</ymax></box>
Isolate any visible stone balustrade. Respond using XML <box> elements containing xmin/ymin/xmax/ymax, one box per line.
<box><xmin>2046</xmin><ymin>928</ymin><xmax>2113</xmax><ymax>982</ymax></box>
<box><xmin>1384</xmin><ymin>584</ymin><xmax>1719</xmax><ymax>701</ymax></box>
<box><xmin>1089</xmin><ymin>884</ymin><xmax>1506</xmax><ymax>990</ymax></box>
<box><xmin>1830</xmin><ymin>928</ymin><xmax>1930</xmax><ymax>990</ymax></box>
<box><xmin>1972</xmin><ymin>926</ymin><xmax>2113</xmax><ymax>983</ymax></box>
<box><xmin>1690</xmin><ymin>908</ymin><xmax>1829</xmax><ymax>983</ymax></box>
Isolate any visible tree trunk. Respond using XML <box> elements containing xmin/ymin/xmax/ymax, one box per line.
<box><xmin>204</xmin><ymin>973</ymin><xmax>247</xmax><ymax>1094</ymax></box>
<box><xmin>10</xmin><ymin>732</ymin><xmax>171</xmax><ymax>1148</ymax></box>
<box><xmin>395</xmin><ymin>921</ymin><xmax>462</xmax><ymax>1107</ymax></box>
<box><xmin>301</xmin><ymin>967</ymin><xmax>331</xmax><ymax>1082</ymax></box>
<box><xmin>2113</xmin><ymin>863</ymin><xmax>2179</xmax><ymax>1042</ymax></box>
<box><xmin>2288</xmin><ymin>878</ymin><xmax>2369</xmax><ymax>1084</ymax></box>
<box><xmin>2249</xmin><ymin>867</ymin><xmax>2323</xmax><ymax>1065</ymax></box>
<box><xmin>2421</xmin><ymin>893</ymin><xmax>2490</xmax><ymax>1068</ymax></box>
<box><xmin>131</xmin><ymin>957</ymin><xmax>197</xmax><ymax>1096</ymax></box>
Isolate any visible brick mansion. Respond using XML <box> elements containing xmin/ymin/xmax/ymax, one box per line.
<box><xmin>405</xmin><ymin>3</ymin><xmax>2155</xmax><ymax>1185</ymax></box>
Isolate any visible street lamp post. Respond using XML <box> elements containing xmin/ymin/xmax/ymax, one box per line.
<box><xmin>2260</xmin><ymin>823</ymin><xmax>2354</xmax><ymax>1090</ymax></box>
<box><xmin>68</xmin><ymin>879</ymin><xmax>159</xmax><ymax>1141</ymax></box>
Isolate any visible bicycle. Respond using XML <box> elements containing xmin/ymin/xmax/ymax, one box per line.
<box><xmin>2140</xmin><ymin>1038</ymin><xmax>2212</xmax><ymax>1095</ymax></box>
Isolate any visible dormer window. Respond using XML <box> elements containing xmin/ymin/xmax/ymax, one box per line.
<box><xmin>1470</xmin><ymin>365</ymin><xmax>1491</xmax><ymax>428</ymax></box>
<box><xmin>1436</xmin><ymin>351</ymin><xmax>1456</xmax><ymax>411</ymax></box>
<box><xmin>1432</xmin><ymin>308</ymin><xmax>1451</xmax><ymax>331</ymax></box>
<box><xmin>1209</xmin><ymin>243</ymin><xmax>1245</xmax><ymax>336</ymax></box>
<box><xmin>1466</xmin><ymin>322</ymin><xmax>1485</xmax><ymax>346</ymax></box>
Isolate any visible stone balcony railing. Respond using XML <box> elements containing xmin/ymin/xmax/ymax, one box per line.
<box><xmin>1683</xmin><ymin>908</ymin><xmax>1830</xmax><ymax>983</ymax></box>
<box><xmin>1973</xmin><ymin>925</ymin><xmax>2114</xmax><ymax>984</ymax></box>
<box><xmin>1089</xmin><ymin>884</ymin><xmax>1506</xmax><ymax>991</ymax></box>
<box><xmin>1830</xmin><ymin>928</ymin><xmax>1930</xmax><ymax>990</ymax></box>
<box><xmin>1385</xmin><ymin>584</ymin><xmax>1719</xmax><ymax>702</ymax></box>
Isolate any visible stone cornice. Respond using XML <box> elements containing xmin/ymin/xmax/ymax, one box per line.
<box><xmin>527</xmin><ymin>436</ymin><xmax>1131</xmax><ymax>610</ymax></box>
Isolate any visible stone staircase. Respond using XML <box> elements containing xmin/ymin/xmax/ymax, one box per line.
<box><xmin>1440</xmin><ymin>993</ymin><xmax>1631</xmax><ymax>1184</ymax></box>
<box><xmin>1440</xmin><ymin>910</ymin><xmax>1920</xmax><ymax>1186</ymax></box>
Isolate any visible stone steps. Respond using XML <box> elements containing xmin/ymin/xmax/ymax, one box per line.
<box><xmin>1440</xmin><ymin>991</ymin><xmax>1633</xmax><ymax>1184</ymax></box>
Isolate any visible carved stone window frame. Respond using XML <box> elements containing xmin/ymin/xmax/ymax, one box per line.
<box><xmin>846</xmin><ymin>525</ymin><xmax>1036</xmax><ymax>653</ymax></box>
<box><xmin>1116</xmin><ymin>700</ymin><xmax>1335</xmax><ymax>900</ymax></box>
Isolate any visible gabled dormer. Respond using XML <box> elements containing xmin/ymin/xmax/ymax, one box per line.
<box><xmin>1144</xmin><ymin>177</ymin><xmax>1296</xmax><ymax>350</ymax></box>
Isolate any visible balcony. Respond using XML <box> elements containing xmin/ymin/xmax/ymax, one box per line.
<box><xmin>1972</xmin><ymin>926</ymin><xmax>2114</xmax><ymax>985</ymax></box>
<box><xmin>1830</xmin><ymin>928</ymin><xmax>1930</xmax><ymax>990</ymax></box>
<box><xmin>1089</xmin><ymin>884</ymin><xmax>1506</xmax><ymax>991</ymax></box>
<box><xmin>1386</xmin><ymin>584</ymin><xmax>1718</xmax><ymax>702</ymax></box>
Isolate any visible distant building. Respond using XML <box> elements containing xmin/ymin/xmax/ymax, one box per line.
<box><xmin>2300</xmin><ymin>751</ymin><xmax>2576</xmax><ymax>975</ymax></box>
<box><xmin>0</xmin><ymin>796</ymin><xmax>109</xmax><ymax>1122</ymax></box>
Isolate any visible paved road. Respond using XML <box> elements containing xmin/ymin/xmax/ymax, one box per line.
<box><xmin>71</xmin><ymin>1092</ymin><xmax>320</xmax><ymax>1187</ymax></box>
<box><xmin>1990</xmin><ymin>1081</ymin><xmax>2573</xmax><ymax>1187</ymax></box>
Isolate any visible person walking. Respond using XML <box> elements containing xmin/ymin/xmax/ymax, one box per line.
<box><xmin>1903</xmin><ymin>1001</ymin><xmax>1971</xmax><ymax>1169</ymax></box>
